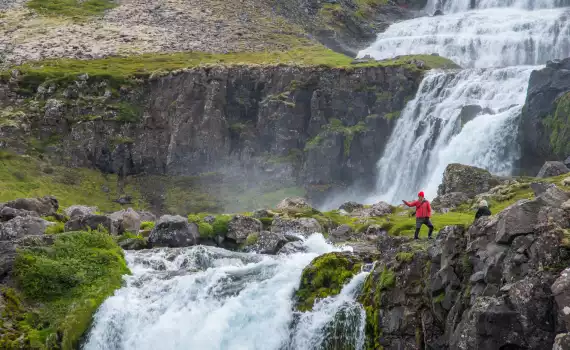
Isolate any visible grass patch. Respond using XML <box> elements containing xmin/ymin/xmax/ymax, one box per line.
<box><xmin>244</xmin><ymin>232</ymin><xmax>259</xmax><ymax>246</ymax></box>
<box><xmin>212</xmin><ymin>215</ymin><xmax>232</xmax><ymax>236</ymax></box>
<box><xmin>27</xmin><ymin>0</ymin><xmax>117</xmax><ymax>19</ymax></box>
<box><xmin>4</xmin><ymin>50</ymin><xmax>458</xmax><ymax>92</ymax></box>
<box><xmin>140</xmin><ymin>221</ymin><xmax>155</xmax><ymax>230</ymax></box>
<box><xmin>7</xmin><ymin>231</ymin><xmax>129</xmax><ymax>349</ymax></box>
<box><xmin>0</xmin><ymin>154</ymin><xmax>146</xmax><ymax>212</ymax></box>
<box><xmin>197</xmin><ymin>222</ymin><xmax>214</xmax><ymax>238</ymax></box>
<box><xmin>44</xmin><ymin>222</ymin><xmax>65</xmax><ymax>234</ymax></box>
<box><xmin>305</xmin><ymin>118</ymin><xmax>368</xmax><ymax>156</ymax></box>
<box><xmin>396</xmin><ymin>251</ymin><xmax>414</xmax><ymax>263</ymax></box>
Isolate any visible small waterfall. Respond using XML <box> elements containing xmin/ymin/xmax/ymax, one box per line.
<box><xmin>82</xmin><ymin>234</ymin><xmax>365</xmax><ymax>350</ymax></box>
<box><xmin>425</xmin><ymin>0</ymin><xmax>568</xmax><ymax>14</ymax></box>
<box><xmin>366</xmin><ymin>66</ymin><xmax>535</xmax><ymax>203</ymax></box>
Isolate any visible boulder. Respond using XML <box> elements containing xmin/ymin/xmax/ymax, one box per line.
<box><xmin>109</xmin><ymin>208</ymin><xmax>142</xmax><ymax>233</ymax></box>
<box><xmin>64</xmin><ymin>214</ymin><xmax>117</xmax><ymax>234</ymax></box>
<box><xmin>432</xmin><ymin>192</ymin><xmax>470</xmax><ymax>210</ymax></box>
<box><xmin>537</xmin><ymin>161</ymin><xmax>570</xmax><ymax>178</ymax></box>
<box><xmin>64</xmin><ymin>205</ymin><xmax>98</xmax><ymax>219</ymax></box>
<box><xmin>0</xmin><ymin>241</ymin><xmax>16</xmax><ymax>280</ymax></box>
<box><xmin>553</xmin><ymin>333</ymin><xmax>570</xmax><ymax>350</ymax></box>
<box><xmin>277</xmin><ymin>241</ymin><xmax>307</xmax><ymax>255</ymax></box>
<box><xmin>495</xmin><ymin>200</ymin><xmax>541</xmax><ymax>244</ymax></box>
<box><xmin>252</xmin><ymin>209</ymin><xmax>272</xmax><ymax>219</ymax></box>
<box><xmin>0</xmin><ymin>206</ymin><xmax>39</xmax><ymax>221</ymax></box>
<box><xmin>329</xmin><ymin>224</ymin><xmax>354</xmax><ymax>242</ymax></box>
<box><xmin>276</xmin><ymin>197</ymin><xmax>313</xmax><ymax>212</ymax></box>
<box><xmin>351</xmin><ymin>201</ymin><xmax>393</xmax><ymax>217</ymax></box>
<box><xmin>271</xmin><ymin>216</ymin><xmax>323</xmax><ymax>237</ymax></box>
<box><xmin>531</xmin><ymin>182</ymin><xmax>554</xmax><ymax>196</ymax></box>
<box><xmin>226</xmin><ymin>215</ymin><xmax>262</xmax><ymax>244</ymax></box>
<box><xmin>552</xmin><ymin>268</ymin><xmax>570</xmax><ymax>329</ymax></box>
<box><xmin>0</xmin><ymin>216</ymin><xmax>51</xmax><ymax>240</ymax></box>
<box><xmin>563</xmin><ymin>177</ymin><xmax>570</xmax><ymax>187</ymax></box>
<box><xmin>438</xmin><ymin>163</ymin><xmax>501</xmax><ymax>197</ymax></box>
<box><xmin>338</xmin><ymin>201</ymin><xmax>364</xmax><ymax>213</ymax></box>
<box><xmin>4</xmin><ymin>195</ymin><xmax>59</xmax><ymax>216</ymax></box>
<box><xmin>148</xmin><ymin>215</ymin><xmax>199</xmax><ymax>248</ymax></box>
<box><xmin>565</xmin><ymin>156</ymin><xmax>570</xmax><ymax>168</ymax></box>
<box><xmin>244</xmin><ymin>231</ymin><xmax>288</xmax><ymax>255</ymax></box>
<box><xmin>535</xmin><ymin>184</ymin><xmax>570</xmax><ymax>208</ymax></box>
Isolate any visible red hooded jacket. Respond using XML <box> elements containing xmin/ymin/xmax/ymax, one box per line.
<box><xmin>404</xmin><ymin>199</ymin><xmax>432</xmax><ymax>218</ymax></box>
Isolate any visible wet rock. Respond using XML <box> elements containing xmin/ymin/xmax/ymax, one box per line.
<box><xmin>109</xmin><ymin>208</ymin><xmax>142</xmax><ymax>233</ymax></box>
<box><xmin>226</xmin><ymin>215</ymin><xmax>262</xmax><ymax>244</ymax></box>
<box><xmin>339</xmin><ymin>201</ymin><xmax>363</xmax><ymax>212</ymax></box>
<box><xmin>4</xmin><ymin>195</ymin><xmax>59</xmax><ymax>216</ymax></box>
<box><xmin>65</xmin><ymin>214</ymin><xmax>117</xmax><ymax>234</ymax></box>
<box><xmin>0</xmin><ymin>216</ymin><xmax>51</xmax><ymax>240</ymax></box>
<box><xmin>148</xmin><ymin>215</ymin><xmax>199</xmax><ymax>248</ymax></box>
<box><xmin>64</xmin><ymin>205</ymin><xmax>98</xmax><ymax>219</ymax></box>
<box><xmin>277</xmin><ymin>241</ymin><xmax>307</xmax><ymax>255</ymax></box>
<box><xmin>118</xmin><ymin>237</ymin><xmax>148</xmax><ymax>250</ymax></box>
<box><xmin>552</xmin><ymin>268</ymin><xmax>570</xmax><ymax>329</ymax></box>
<box><xmin>0</xmin><ymin>206</ymin><xmax>39</xmax><ymax>221</ymax></box>
<box><xmin>244</xmin><ymin>230</ymin><xmax>288</xmax><ymax>255</ymax></box>
<box><xmin>438</xmin><ymin>163</ymin><xmax>501</xmax><ymax>197</ymax></box>
<box><xmin>270</xmin><ymin>216</ymin><xmax>322</xmax><ymax>237</ymax></box>
<box><xmin>537</xmin><ymin>161</ymin><xmax>570</xmax><ymax>178</ymax></box>
<box><xmin>329</xmin><ymin>224</ymin><xmax>354</xmax><ymax>242</ymax></box>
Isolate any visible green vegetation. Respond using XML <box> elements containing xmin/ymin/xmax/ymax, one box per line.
<box><xmin>2</xmin><ymin>50</ymin><xmax>458</xmax><ymax>93</ymax></box>
<box><xmin>385</xmin><ymin>111</ymin><xmax>401</xmax><ymax>120</ymax></box>
<box><xmin>198</xmin><ymin>222</ymin><xmax>215</xmax><ymax>238</ymax></box>
<box><xmin>433</xmin><ymin>292</ymin><xmax>446</xmax><ymax>304</ymax></box>
<box><xmin>212</xmin><ymin>215</ymin><xmax>232</xmax><ymax>236</ymax></box>
<box><xmin>295</xmin><ymin>252</ymin><xmax>362</xmax><ymax>311</ymax></box>
<box><xmin>0</xmin><ymin>153</ymin><xmax>146</xmax><ymax>212</ymax></box>
<box><xmin>27</xmin><ymin>0</ymin><xmax>117</xmax><ymax>19</ymax></box>
<box><xmin>45</xmin><ymin>222</ymin><xmax>65</xmax><ymax>234</ymax></box>
<box><xmin>140</xmin><ymin>221</ymin><xmax>155</xmax><ymax>230</ymax></box>
<box><xmin>305</xmin><ymin>118</ymin><xmax>368</xmax><ymax>157</ymax></box>
<box><xmin>245</xmin><ymin>232</ymin><xmax>259</xmax><ymax>246</ymax></box>
<box><xmin>544</xmin><ymin>92</ymin><xmax>570</xmax><ymax>157</ymax></box>
<box><xmin>359</xmin><ymin>266</ymin><xmax>396</xmax><ymax>350</ymax></box>
<box><xmin>396</xmin><ymin>251</ymin><xmax>414</xmax><ymax>263</ymax></box>
<box><xmin>2</xmin><ymin>231</ymin><xmax>129</xmax><ymax>349</ymax></box>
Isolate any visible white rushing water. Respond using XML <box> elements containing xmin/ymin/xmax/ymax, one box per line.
<box><xmin>83</xmin><ymin>234</ymin><xmax>368</xmax><ymax>350</ymax></box>
<box><xmin>337</xmin><ymin>0</ymin><xmax>570</xmax><ymax>207</ymax></box>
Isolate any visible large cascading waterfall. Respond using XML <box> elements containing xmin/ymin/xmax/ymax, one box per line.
<box><xmin>83</xmin><ymin>234</ymin><xmax>369</xmax><ymax>350</ymax></box>
<box><xmin>354</xmin><ymin>0</ymin><xmax>570</xmax><ymax>204</ymax></box>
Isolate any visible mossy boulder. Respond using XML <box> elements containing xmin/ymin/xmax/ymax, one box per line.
<box><xmin>437</xmin><ymin>163</ymin><xmax>501</xmax><ymax>198</ymax></box>
<box><xmin>295</xmin><ymin>252</ymin><xmax>362</xmax><ymax>311</ymax></box>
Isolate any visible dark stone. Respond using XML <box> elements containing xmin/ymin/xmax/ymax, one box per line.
<box><xmin>329</xmin><ymin>224</ymin><xmax>354</xmax><ymax>242</ymax></box>
<box><xmin>0</xmin><ymin>206</ymin><xmax>39</xmax><ymax>221</ymax></box>
<box><xmin>64</xmin><ymin>214</ymin><xmax>117</xmax><ymax>234</ymax></box>
<box><xmin>495</xmin><ymin>200</ymin><xmax>541</xmax><ymax>244</ymax></box>
<box><xmin>339</xmin><ymin>201</ymin><xmax>364</xmax><ymax>212</ymax></box>
<box><xmin>227</xmin><ymin>215</ymin><xmax>262</xmax><ymax>244</ymax></box>
<box><xmin>4</xmin><ymin>195</ymin><xmax>59</xmax><ymax>216</ymax></box>
<box><xmin>118</xmin><ymin>237</ymin><xmax>148</xmax><ymax>250</ymax></box>
<box><xmin>0</xmin><ymin>216</ymin><xmax>51</xmax><ymax>240</ymax></box>
<box><xmin>537</xmin><ymin>161</ymin><xmax>570</xmax><ymax>178</ymax></box>
<box><xmin>115</xmin><ymin>195</ymin><xmax>133</xmax><ymax>205</ymax></box>
<box><xmin>244</xmin><ymin>230</ymin><xmax>288</xmax><ymax>255</ymax></box>
<box><xmin>552</xmin><ymin>268</ymin><xmax>570</xmax><ymax>329</ymax></box>
<box><xmin>148</xmin><ymin>215</ymin><xmax>199</xmax><ymax>248</ymax></box>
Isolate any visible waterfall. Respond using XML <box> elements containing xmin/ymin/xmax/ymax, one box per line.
<box><xmin>346</xmin><ymin>0</ymin><xmax>570</xmax><ymax>206</ymax></box>
<box><xmin>83</xmin><ymin>234</ymin><xmax>368</xmax><ymax>350</ymax></box>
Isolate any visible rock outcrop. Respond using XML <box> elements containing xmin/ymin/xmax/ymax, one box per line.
<box><xmin>3</xmin><ymin>196</ymin><xmax>59</xmax><ymax>217</ymax></box>
<box><xmin>64</xmin><ymin>214</ymin><xmax>118</xmax><ymax>234</ymax></box>
<box><xmin>226</xmin><ymin>215</ymin><xmax>263</xmax><ymax>244</ymax></box>
<box><xmin>520</xmin><ymin>58</ymin><xmax>570</xmax><ymax>174</ymax></box>
<box><xmin>538</xmin><ymin>161</ymin><xmax>570</xmax><ymax>178</ymax></box>
<box><xmin>271</xmin><ymin>216</ymin><xmax>323</xmax><ymax>237</ymax></box>
<box><xmin>437</xmin><ymin>163</ymin><xmax>501</xmax><ymax>198</ymax></box>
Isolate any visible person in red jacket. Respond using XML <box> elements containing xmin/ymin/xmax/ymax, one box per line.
<box><xmin>402</xmin><ymin>191</ymin><xmax>434</xmax><ymax>240</ymax></box>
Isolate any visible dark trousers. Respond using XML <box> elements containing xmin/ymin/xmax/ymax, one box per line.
<box><xmin>415</xmin><ymin>217</ymin><xmax>434</xmax><ymax>239</ymax></box>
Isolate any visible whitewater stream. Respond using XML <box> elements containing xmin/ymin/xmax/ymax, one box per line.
<box><xmin>354</xmin><ymin>0</ymin><xmax>570</xmax><ymax>204</ymax></box>
<box><xmin>83</xmin><ymin>234</ymin><xmax>368</xmax><ymax>350</ymax></box>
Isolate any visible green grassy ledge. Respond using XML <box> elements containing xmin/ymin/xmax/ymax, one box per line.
<box><xmin>1</xmin><ymin>231</ymin><xmax>129</xmax><ymax>349</ymax></box>
<box><xmin>1</xmin><ymin>47</ymin><xmax>459</xmax><ymax>89</ymax></box>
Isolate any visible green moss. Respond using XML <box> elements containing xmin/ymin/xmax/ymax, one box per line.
<box><xmin>544</xmin><ymin>92</ymin><xmax>570</xmax><ymax>157</ymax></box>
<box><xmin>304</xmin><ymin>119</ymin><xmax>368</xmax><ymax>157</ymax></box>
<box><xmin>385</xmin><ymin>111</ymin><xmax>401</xmax><ymax>120</ymax></box>
<box><xmin>6</xmin><ymin>231</ymin><xmax>129</xmax><ymax>349</ymax></box>
<box><xmin>395</xmin><ymin>251</ymin><xmax>414</xmax><ymax>263</ymax></box>
<box><xmin>212</xmin><ymin>215</ymin><xmax>232</xmax><ymax>236</ymax></box>
<box><xmin>244</xmin><ymin>232</ymin><xmax>260</xmax><ymax>246</ymax></box>
<box><xmin>0</xmin><ymin>154</ymin><xmax>146</xmax><ymax>212</ymax></box>
<box><xmin>295</xmin><ymin>252</ymin><xmax>362</xmax><ymax>311</ymax></box>
<box><xmin>27</xmin><ymin>0</ymin><xmax>116</xmax><ymax>19</ymax></box>
<box><xmin>44</xmin><ymin>222</ymin><xmax>65</xmax><ymax>235</ymax></box>
<box><xmin>259</xmin><ymin>217</ymin><xmax>273</xmax><ymax>228</ymax></box>
<box><xmin>198</xmin><ymin>222</ymin><xmax>215</xmax><ymax>238</ymax></box>
<box><xmin>140</xmin><ymin>221</ymin><xmax>155</xmax><ymax>230</ymax></box>
<box><xmin>433</xmin><ymin>292</ymin><xmax>445</xmax><ymax>303</ymax></box>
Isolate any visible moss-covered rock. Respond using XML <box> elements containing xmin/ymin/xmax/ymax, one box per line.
<box><xmin>295</xmin><ymin>252</ymin><xmax>362</xmax><ymax>311</ymax></box>
<box><xmin>1</xmin><ymin>231</ymin><xmax>129</xmax><ymax>349</ymax></box>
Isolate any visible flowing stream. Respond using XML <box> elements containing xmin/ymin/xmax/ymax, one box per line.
<box><xmin>353</xmin><ymin>0</ymin><xmax>570</xmax><ymax>204</ymax></box>
<box><xmin>83</xmin><ymin>234</ymin><xmax>369</xmax><ymax>350</ymax></box>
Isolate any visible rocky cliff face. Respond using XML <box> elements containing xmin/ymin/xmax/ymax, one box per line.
<box><xmin>1</xmin><ymin>64</ymin><xmax>424</xmax><ymax>209</ymax></box>
<box><xmin>519</xmin><ymin>58</ymin><xmax>570</xmax><ymax>175</ymax></box>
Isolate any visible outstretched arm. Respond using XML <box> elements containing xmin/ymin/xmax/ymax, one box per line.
<box><xmin>402</xmin><ymin>200</ymin><xmax>417</xmax><ymax>207</ymax></box>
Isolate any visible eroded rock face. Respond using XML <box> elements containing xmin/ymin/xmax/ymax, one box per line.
<box><xmin>537</xmin><ymin>161</ymin><xmax>570</xmax><ymax>178</ymax></box>
<box><xmin>438</xmin><ymin>163</ymin><xmax>501</xmax><ymax>198</ymax></box>
<box><xmin>0</xmin><ymin>206</ymin><xmax>39</xmax><ymax>221</ymax></box>
<box><xmin>64</xmin><ymin>215</ymin><xmax>117</xmax><ymax>234</ymax></box>
<box><xmin>552</xmin><ymin>268</ymin><xmax>570</xmax><ymax>329</ymax></box>
<box><xmin>148</xmin><ymin>215</ymin><xmax>199</xmax><ymax>248</ymax></box>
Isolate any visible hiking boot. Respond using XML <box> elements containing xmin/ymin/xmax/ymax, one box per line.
<box><xmin>414</xmin><ymin>237</ymin><xmax>419</xmax><ymax>240</ymax></box>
